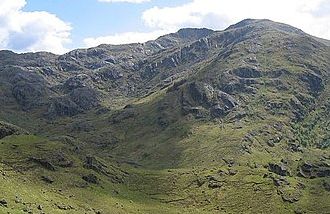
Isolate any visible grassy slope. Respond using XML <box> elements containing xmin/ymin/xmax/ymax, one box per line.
<box><xmin>1</xmin><ymin>21</ymin><xmax>330</xmax><ymax>214</ymax></box>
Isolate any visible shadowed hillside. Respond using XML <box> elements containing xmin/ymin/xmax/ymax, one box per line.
<box><xmin>0</xmin><ymin>19</ymin><xmax>329</xmax><ymax>214</ymax></box>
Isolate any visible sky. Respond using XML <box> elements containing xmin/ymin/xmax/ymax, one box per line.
<box><xmin>0</xmin><ymin>0</ymin><xmax>329</xmax><ymax>54</ymax></box>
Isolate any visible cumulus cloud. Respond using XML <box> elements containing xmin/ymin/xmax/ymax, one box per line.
<box><xmin>84</xmin><ymin>30</ymin><xmax>168</xmax><ymax>47</ymax></box>
<box><xmin>85</xmin><ymin>0</ymin><xmax>330</xmax><ymax>48</ymax></box>
<box><xmin>0</xmin><ymin>0</ymin><xmax>71</xmax><ymax>54</ymax></box>
<box><xmin>142</xmin><ymin>0</ymin><xmax>330</xmax><ymax>40</ymax></box>
<box><xmin>98</xmin><ymin>0</ymin><xmax>150</xmax><ymax>3</ymax></box>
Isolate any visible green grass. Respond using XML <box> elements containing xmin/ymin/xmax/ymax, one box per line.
<box><xmin>1</xmin><ymin>21</ymin><xmax>330</xmax><ymax>213</ymax></box>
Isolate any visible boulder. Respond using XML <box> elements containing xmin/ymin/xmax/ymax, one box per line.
<box><xmin>271</xmin><ymin>176</ymin><xmax>290</xmax><ymax>187</ymax></box>
<box><xmin>279</xmin><ymin>189</ymin><xmax>301</xmax><ymax>203</ymax></box>
<box><xmin>208</xmin><ymin>180</ymin><xmax>223</xmax><ymax>189</ymax></box>
<box><xmin>41</xmin><ymin>175</ymin><xmax>54</xmax><ymax>184</ymax></box>
<box><xmin>228</xmin><ymin>169</ymin><xmax>238</xmax><ymax>176</ymax></box>
<box><xmin>268</xmin><ymin>163</ymin><xmax>291</xmax><ymax>176</ymax></box>
<box><xmin>0</xmin><ymin>199</ymin><xmax>8</xmax><ymax>207</ymax></box>
<box><xmin>207</xmin><ymin>176</ymin><xmax>224</xmax><ymax>189</ymax></box>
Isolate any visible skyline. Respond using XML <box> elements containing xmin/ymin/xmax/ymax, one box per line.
<box><xmin>0</xmin><ymin>0</ymin><xmax>329</xmax><ymax>54</ymax></box>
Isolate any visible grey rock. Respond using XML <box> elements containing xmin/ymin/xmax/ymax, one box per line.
<box><xmin>41</xmin><ymin>175</ymin><xmax>54</xmax><ymax>183</ymax></box>
<box><xmin>208</xmin><ymin>180</ymin><xmax>223</xmax><ymax>189</ymax></box>
<box><xmin>0</xmin><ymin>121</ymin><xmax>28</xmax><ymax>139</ymax></box>
<box><xmin>0</xmin><ymin>199</ymin><xmax>7</xmax><ymax>207</ymax></box>
<box><xmin>46</xmin><ymin>96</ymin><xmax>81</xmax><ymax>118</ymax></box>
<box><xmin>322</xmin><ymin>180</ymin><xmax>330</xmax><ymax>191</ymax></box>
<box><xmin>63</xmin><ymin>74</ymin><xmax>92</xmax><ymax>91</ymax></box>
<box><xmin>182</xmin><ymin>82</ymin><xmax>238</xmax><ymax>118</ymax></box>
<box><xmin>69</xmin><ymin>87</ymin><xmax>99</xmax><ymax>110</ymax></box>
<box><xmin>268</xmin><ymin>163</ymin><xmax>291</xmax><ymax>176</ymax></box>
<box><xmin>29</xmin><ymin>157</ymin><xmax>56</xmax><ymax>171</ymax></box>
<box><xmin>232</xmin><ymin>67</ymin><xmax>261</xmax><ymax>78</ymax></box>
<box><xmin>298</xmin><ymin>162</ymin><xmax>330</xmax><ymax>178</ymax></box>
<box><xmin>300</xmin><ymin>72</ymin><xmax>324</xmax><ymax>95</ymax></box>
<box><xmin>82</xmin><ymin>174</ymin><xmax>99</xmax><ymax>184</ymax></box>
<box><xmin>271</xmin><ymin>176</ymin><xmax>289</xmax><ymax>186</ymax></box>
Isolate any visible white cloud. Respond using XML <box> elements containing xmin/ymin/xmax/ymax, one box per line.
<box><xmin>142</xmin><ymin>0</ymin><xmax>330</xmax><ymax>40</ymax></box>
<box><xmin>98</xmin><ymin>0</ymin><xmax>150</xmax><ymax>3</ymax></box>
<box><xmin>85</xmin><ymin>0</ymin><xmax>330</xmax><ymax>48</ymax></box>
<box><xmin>84</xmin><ymin>30</ymin><xmax>168</xmax><ymax>47</ymax></box>
<box><xmin>0</xmin><ymin>0</ymin><xmax>71</xmax><ymax>54</ymax></box>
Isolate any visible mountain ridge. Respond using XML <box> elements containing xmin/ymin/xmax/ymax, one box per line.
<box><xmin>0</xmin><ymin>19</ymin><xmax>329</xmax><ymax>214</ymax></box>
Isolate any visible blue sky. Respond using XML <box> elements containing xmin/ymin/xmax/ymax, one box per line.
<box><xmin>23</xmin><ymin>0</ymin><xmax>190</xmax><ymax>48</ymax></box>
<box><xmin>0</xmin><ymin>0</ymin><xmax>329</xmax><ymax>54</ymax></box>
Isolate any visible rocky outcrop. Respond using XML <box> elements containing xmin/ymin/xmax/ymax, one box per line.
<box><xmin>268</xmin><ymin>163</ymin><xmax>291</xmax><ymax>176</ymax></box>
<box><xmin>181</xmin><ymin>82</ymin><xmax>238</xmax><ymax>118</ymax></box>
<box><xmin>29</xmin><ymin>157</ymin><xmax>56</xmax><ymax>171</ymax></box>
<box><xmin>0</xmin><ymin>199</ymin><xmax>8</xmax><ymax>207</ymax></box>
<box><xmin>10</xmin><ymin>71</ymin><xmax>49</xmax><ymax>110</ymax></box>
<box><xmin>109</xmin><ymin>109</ymin><xmax>136</xmax><ymax>124</ymax></box>
<box><xmin>232</xmin><ymin>67</ymin><xmax>261</xmax><ymax>78</ymax></box>
<box><xmin>82</xmin><ymin>174</ymin><xmax>99</xmax><ymax>184</ymax></box>
<box><xmin>84</xmin><ymin>156</ymin><xmax>126</xmax><ymax>184</ymax></box>
<box><xmin>46</xmin><ymin>86</ymin><xmax>99</xmax><ymax>118</ymax></box>
<box><xmin>46</xmin><ymin>96</ymin><xmax>81</xmax><ymax>118</ymax></box>
<box><xmin>300</xmin><ymin>72</ymin><xmax>324</xmax><ymax>95</ymax></box>
<box><xmin>0</xmin><ymin>121</ymin><xmax>28</xmax><ymax>139</ymax></box>
<box><xmin>41</xmin><ymin>175</ymin><xmax>55</xmax><ymax>184</ymax></box>
<box><xmin>63</xmin><ymin>74</ymin><xmax>93</xmax><ymax>92</ymax></box>
<box><xmin>84</xmin><ymin>156</ymin><xmax>108</xmax><ymax>175</ymax></box>
<box><xmin>298</xmin><ymin>162</ymin><xmax>330</xmax><ymax>178</ymax></box>
<box><xmin>69</xmin><ymin>87</ymin><xmax>100</xmax><ymax>110</ymax></box>
<box><xmin>97</xmin><ymin>69</ymin><xmax>123</xmax><ymax>81</ymax></box>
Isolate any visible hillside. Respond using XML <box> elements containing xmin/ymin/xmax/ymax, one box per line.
<box><xmin>0</xmin><ymin>19</ymin><xmax>329</xmax><ymax>214</ymax></box>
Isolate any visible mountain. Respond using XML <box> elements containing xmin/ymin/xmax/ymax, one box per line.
<box><xmin>0</xmin><ymin>19</ymin><xmax>329</xmax><ymax>214</ymax></box>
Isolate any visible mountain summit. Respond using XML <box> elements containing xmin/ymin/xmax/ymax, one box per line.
<box><xmin>0</xmin><ymin>19</ymin><xmax>329</xmax><ymax>213</ymax></box>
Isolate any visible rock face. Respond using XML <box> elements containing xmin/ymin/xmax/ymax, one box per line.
<box><xmin>300</xmin><ymin>72</ymin><xmax>324</xmax><ymax>95</ymax></box>
<box><xmin>232</xmin><ymin>67</ymin><xmax>261</xmax><ymax>78</ymax></box>
<box><xmin>29</xmin><ymin>157</ymin><xmax>56</xmax><ymax>171</ymax></box>
<box><xmin>0</xmin><ymin>19</ymin><xmax>329</xmax><ymax>213</ymax></box>
<box><xmin>84</xmin><ymin>156</ymin><xmax>108</xmax><ymax>175</ymax></box>
<box><xmin>69</xmin><ymin>87</ymin><xmax>100</xmax><ymax>110</ymax></box>
<box><xmin>84</xmin><ymin>156</ymin><xmax>126</xmax><ymax>184</ymax></box>
<box><xmin>63</xmin><ymin>74</ymin><xmax>93</xmax><ymax>92</ymax></box>
<box><xmin>0</xmin><ymin>121</ymin><xmax>28</xmax><ymax>139</ymax></box>
<box><xmin>10</xmin><ymin>71</ymin><xmax>49</xmax><ymax>110</ymax></box>
<box><xmin>182</xmin><ymin>82</ymin><xmax>238</xmax><ymax>118</ymax></box>
<box><xmin>268</xmin><ymin>163</ymin><xmax>291</xmax><ymax>176</ymax></box>
<box><xmin>298</xmin><ymin>162</ymin><xmax>330</xmax><ymax>178</ymax></box>
<box><xmin>46</xmin><ymin>96</ymin><xmax>81</xmax><ymax>118</ymax></box>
